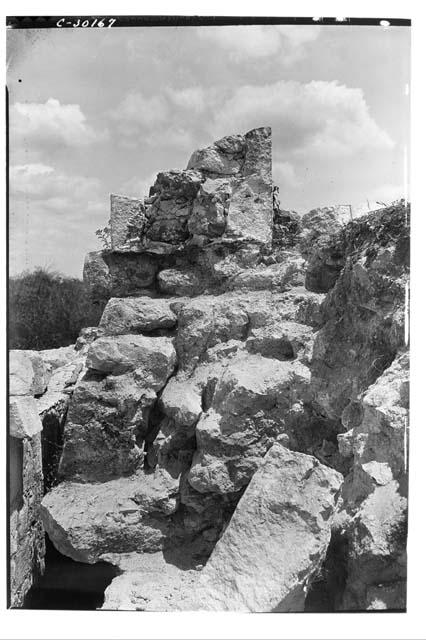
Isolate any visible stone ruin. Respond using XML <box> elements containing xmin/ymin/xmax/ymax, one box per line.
<box><xmin>84</xmin><ymin>127</ymin><xmax>305</xmax><ymax>305</ymax></box>
<box><xmin>9</xmin><ymin>127</ymin><xmax>409</xmax><ymax>612</ymax></box>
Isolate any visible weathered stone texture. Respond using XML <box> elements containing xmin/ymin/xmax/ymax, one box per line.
<box><xmin>10</xmin><ymin>350</ymin><xmax>50</xmax><ymax>396</ymax></box>
<box><xmin>84</xmin><ymin>127</ymin><xmax>274</xmax><ymax>304</ymax></box>
<box><xmin>9</xmin><ymin>433</ymin><xmax>45</xmax><ymax>607</ymax></box>
<box><xmin>181</xmin><ymin>445</ymin><xmax>342</xmax><ymax>611</ymax></box>
<box><xmin>110</xmin><ymin>194</ymin><xmax>146</xmax><ymax>251</ymax></box>
<box><xmin>9</xmin><ymin>396</ymin><xmax>43</xmax><ymax>439</ymax></box>
<box><xmin>188</xmin><ymin>354</ymin><xmax>311</xmax><ymax>494</ymax></box>
<box><xmin>86</xmin><ymin>334</ymin><xmax>176</xmax><ymax>382</ymax></box>
<box><xmin>99</xmin><ymin>297</ymin><xmax>176</xmax><ymax>335</ymax></box>
<box><xmin>40</xmin><ymin>469</ymin><xmax>180</xmax><ymax>563</ymax></box>
<box><xmin>337</xmin><ymin>352</ymin><xmax>408</xmax><ymax>611</ymax></box>
<box><xmin>34</xmin><ymin>126</ymin><xmax>408</xmax><ymax>614</ymax></box>
<box><xmin>310</xmin><ymin>205</ymin><xmax>409</xmax><ymax>420</ymax></box>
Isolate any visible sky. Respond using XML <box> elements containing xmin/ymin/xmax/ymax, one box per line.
<box><xmin>7</xmin><ymin>23</ymin><xmax>410</xmax><ymax>277</ymax></box>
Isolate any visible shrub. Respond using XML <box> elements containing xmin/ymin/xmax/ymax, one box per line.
<box><xmin>9</xmin><ymin>267</ymin><xmax>102</xmax><ymax>350</ymax></box>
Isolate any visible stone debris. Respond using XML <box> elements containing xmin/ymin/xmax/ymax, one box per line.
<box><xmin>17</xmin><ymin>128</ymin><xmax>409</xmax><ymax>613</ymax></box>
<box><xmin>185</xmin><ymin>445</ymin><xmax>343</xmax><ymax>612</ymax></box>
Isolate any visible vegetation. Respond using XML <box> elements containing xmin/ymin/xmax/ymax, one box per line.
<box><xmin>9</xmin><ymin>267</ymin><xmax>102</xmax><ymax>350</ymax></box>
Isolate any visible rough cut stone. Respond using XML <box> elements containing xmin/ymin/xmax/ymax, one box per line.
<box><xmin>224</xmin><ymin>175</ymin><xmax>273</xmax><ymax>245</ymax></box>
<box><xmin>104</xmin><ymin>253</ymin><xmax>158</xmax><ymax>296</ymax></box>
<box><xmin>246</xmin><ymin>321</ymin><xmax>314</xmax><ymax>364</ymax></box>
<box><xmin>172</xmin><ymin>296</ymin><xmax>250</xmax><ymax>370</ymax></box>
<box><xmin>36</xmin><ymin>357</ymin><xmax>84</xmax><ymax>416</ymax></box>
<box><xmin>39</xmin><ymin>345</ymin><xmax>77</xmax><ymax>371</ymax></box>
<box><xmin>110</xmin><ymin>194</ymin><xmax>146</xmax><ymax>251</ymax></box>
<box><xmin>83</xmin><ymin>251</ymin><xmax>111</xmax><ymax>304</ymax></box>
<box><xmin>9</xmin><ymin>396</ymin><xmax>43</xmax><ymax>439</ymax></box>
<box><xmin>342</xmin><ymin>482</ymin><xmax>407</xmax><ymax>611</ymax></box>
<box><xmin>9</xmin><ymin>350</ymin><xmax>50</xmax><ymax>396</ymax></box>
<box><xmin>160</xmin><ymin>376</ymin><xmax>203</xmax><ymax>427</ymax></box>
<box><xmin>9</xmin><ymin>433</ymin><xmax>45</xmax><ymax>607</ymax></box>
<box><xmin>145</xmin><ymin>170</ymin><xmax>202</xmax><ymax>244</ymax></box>
<box><xmin>188</xmin><ymin>354</ymin><xmax>311</xmax><ymax>494</ymax></box>
<box><xmin>188</xmin><ymin>178</ymin><xmax>231</xmax><ymax>238</ymax></box>
<box><xmin>40</xmin><ymin>469</ymin><xmax>180</xmax><ymax>563</ymax></box>
<box><xmin>229</xmin><ymin>254</ymin><xmax>305</xmax><ymax>292</ymax></box>
<box><xmin>187</xmin><ymin>136</ymin><xmax>244</xmax><ymax>177</ymax></box>
<box><xmin>310</xmin><ymin>206</ymin><xmax>408</xmax><ymax>420</ymax></box>
<box><xmin>182</xmin><ymin>444</ymin><xmax>342</xmax><ymax>611</ymax></box>
<box><xmin>86</xmin><ymin>335</ymin><xmax>176</xmax><ymax>385</ymax></box>
<box><xmin>157</xmin><ymin>269</ymin><xmax>203</xmax><ymax>297</ymax></box>
<box><xmin>243</xmin><ymin>126</ymin><xmax>272</xmax><ymax>179</ymax></box>
<box><xmin>337</xmin><ymin>352</ymin><xmax>408</xmax><ymax>611</ymax></box>
<box><xmin>58</xmin><ymin>370</ymin><xmax>157</xmax><ymax>482</ymax></box>
<box><xmin>99</xmin><ymin>297</ymin><xmax>176</xmax><ymax>335</ymax></box>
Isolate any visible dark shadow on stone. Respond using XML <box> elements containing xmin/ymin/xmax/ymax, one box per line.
<box><xmin>41</xmin><ymin>408</ymin><xmax>68</xmax><ymax>493</ymax></box>
<box><xmin>304</xmin><ymin>530</ymin><xmax>349</xmax><ymax>612</ymax></box>
<box><xmin>23</xmin><ymin>535</ymin><xmax>119</xmax><ymax>610</ymax></box>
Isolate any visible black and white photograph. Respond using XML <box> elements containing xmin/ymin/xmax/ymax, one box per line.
<box><xmin>4</xmin><ymin>5</ymin><xmax>419</xmax><ymax>637</ymax></box>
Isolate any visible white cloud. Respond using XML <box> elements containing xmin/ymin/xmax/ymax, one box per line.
<box><xmin>9</xmin><ymin>163</ymin><xmax>109</xmax><ymax>276</ymax></box>
<box><xmin>211</xmin><ymin>80</ymin><xmax>394</xmax><ymax>157</ymax></box>
<box><xmin>10</xmin><ymin>163</ymin><xmax>101</xmax><ymax>206</ymax></box>
<box><xmin>166</xmin><ymin>87</ymin><xmax>206</xmax><ymax>113</ymax></box>
<box><xmin>110</xmin><ymin>93</ymin><xmax>169</xmax><ymax>130</ymax></box>
<box><xmin>10</xmin><ymin>98</ymin><xmax>106</xmax><ymax>149</ymax></box>
<box><xmin>197</xmin><ymin>25</ymin><xmax>321</xmax><ymax>62</ymax></box>
<box><xmin>109</xmin><ymin>89</ymin><xmax>204</xmax><ymax>149</ymax></box>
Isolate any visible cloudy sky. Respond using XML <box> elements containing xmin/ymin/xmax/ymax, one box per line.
<box><xmin>7</xmin><ymin>23</ymin><xmax>410</xmax><ymax>277</ymax></box>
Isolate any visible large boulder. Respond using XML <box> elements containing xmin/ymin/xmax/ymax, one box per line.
<box><xmin>187</xmin><ymin>134</ymin><xmax>246</xmax><ymax>177</ymax></box>
<box><xmin>188</xmin><ymin>353</ymin><xmax>311</xmax><ymax>494</ymax></box>
<box><xmin>86</xmin><ymin>335</ymin><xmax>176</xmax><ymax>385</ymax></box>
<box><xmin>58</xmin><ymin>335</ymin><xmax>176</xmax><ymax>482</ymax></box>
<box><xmin>342</xmin><ymin>482</ymin><xmax>407</xmax><ymax>611</ymax></box>
<box><xmin>99</xmin><ymin>297</ymin><xmax>176</xmax><ymax>335</ymax></box>
<box><xmin>187</xmin><ymin>127</ymin><xmax>273</xmax><ymax>246</ymax></box>
<box><xmin>310</xmin><ymin>204</ymin><xmax>409</xmax><ymax>420</ymax></box>
<box><xmin>336</xmin><ymin>352</ymin><xmax>408</xmax><ymax>611</ymax></box>
<box><xmin>58</xmin><ymin>370</ymin><xmax>156</xmax><ymax>482</ymax></box>
<box><xmin>183</xmin><ymin>445</ymin><xmax>343</xmax><ymax>611</ymax></box>
<box><xmin>40</xmin><ymin>468</ymin><xmax>180</xmax><ymax>563</ymax></box>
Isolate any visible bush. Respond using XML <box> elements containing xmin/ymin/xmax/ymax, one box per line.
<box><xmin>9</xmin><ymin>267</ymin><xmax>102</xmax><ymax>350</ymax></box>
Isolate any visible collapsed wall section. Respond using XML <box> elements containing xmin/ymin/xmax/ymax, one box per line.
<box><xmin>36</xmin><ymin>126</ymin><xmax>409</xmax><ymax>613</ymax></box>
